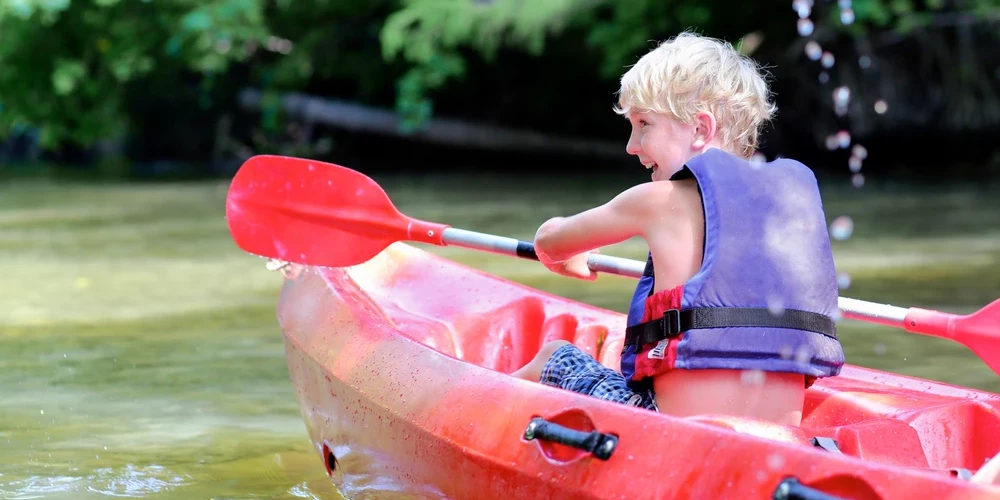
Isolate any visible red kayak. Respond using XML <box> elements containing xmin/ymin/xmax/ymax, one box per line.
<box><xmin>274</xmin><ymin>243</ymin><xmax>1000</xmax><ymax>500</ymax></box>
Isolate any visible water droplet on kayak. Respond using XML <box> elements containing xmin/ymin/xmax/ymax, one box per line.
<box><xmin>829</xmin><ymin>216</ymin><xmax>854</xmax><ymax>240</ymax></box>
<box><xmin>628</xmin><ymin>454</ymin><xmax>634</xmax><ymax>460</ymax></box>
<box><xmin>767</xmin><ymin>296</ymin><xmax>785</xmax><ymax>316</ymax></box>
<box><xmin>797</xmin><ymin>18</ymin><xmax>814</xmax><ymax>37</ymax></box>
<box><xmin>768</xmin><ymin>453</ymin><xmax>785</xmax><ymax>470</ymax></box>
<box><xmin>874</xmin><ymin>343</ymin><xmax>887</xmax><ymax>355</ymax></box>
<box><xmin>852</xmin><ymin>173</ymin><xmax>865</xmax><ymax>188</ymax></box>
<box><xmin>837</xmin><ymin>273</ymin><xmax>851</xmax><ymax>289</ymax></box>
<box><xmin>740</xmin><ymin>369</ymin><xmax>766</xmax><ymax>386</ymax></box>
<box><xmin>308</xmin><ymin>164</ymin><xmax>316</xmax><ymax>171</ymax></box>
<box><xmin>805</xmin><ymin>41</ymin><xmax>822</xmax><ymax>61</ymax></box>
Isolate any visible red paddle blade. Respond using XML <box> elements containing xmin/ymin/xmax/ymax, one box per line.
<box><xmin>905</xmin><ymin>298</ymin><xmax>1000</xmax><ymax>375</ymax></box>
<box><xmin>225</xmin><ymin>155</ymin><xmax>447</xmax><ymax>267</ymax></box>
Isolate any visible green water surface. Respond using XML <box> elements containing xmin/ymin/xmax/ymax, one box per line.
<box><xmin>2</xmin><ymin>175</ymin><xmax>999</xmax><ymax>499</ymax></box>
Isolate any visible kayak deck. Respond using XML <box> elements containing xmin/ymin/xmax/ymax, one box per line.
<box><xmin>276</xmin><ymin>243</ymin><xmax>1000</xmax><ymax>499</ymax></box>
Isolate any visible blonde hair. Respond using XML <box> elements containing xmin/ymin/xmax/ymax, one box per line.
<box><xmin>614</xmin><ymin>31</ymin><xmax>777</xmax><ymax>159</ymax></box>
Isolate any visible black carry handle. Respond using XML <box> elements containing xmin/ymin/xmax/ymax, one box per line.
<box><xmin>773</xmin><ymin>477</ymin><xmax>849</xmax><ymax>500</ymax></box>
<box><xmin>523</xmin><ymin>417</ymin><xmax>618</xmax><ymax>461</ymax></box>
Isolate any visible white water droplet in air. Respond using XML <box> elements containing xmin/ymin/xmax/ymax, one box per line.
<box><xmin>780</xmin><ymin>345</ymin><xmax>794</xmax><ymax>359</ymax></box>
<box><xmin>852</xmin><ymin>144</ymin><xmax>868</xmax><ymax>160</ymax></box>
<box><xmin>874</xmin><ymin>99</ymin><xmax>889</xmax><ymax>114</ymax></box>
<box><xmin>852</xmin><ymin>173</ymin><xmax>865</xmax><ymax>188</ymax></box>
<box><xmin>837</xmin><ymin>130</ymin><xmax>851</xmax><ymax>148</ymax></box>
<box><xmin>767</xmin><ymin>296</ymin><xmax>786</xmax><ymax>316</ymax></box>
<box><xmin>849</xmin><ymin>156</ymin><xmax>862</xmax><ymax>173</ymax></box>
<box><xmin>805</xmin><ymin>41</ymin><xmax>822</xmax><ymax>61</ymax></box>
<box><xmin>793</xmin><ymin>0</ymin><xmax>812</xmax><ymax>18</ymax></box>
<box><xmin>741</xmin><ymin>369</ymin><xmax>766</xmax><ymax>386</ymax></box>
<box><xmin>821</xmin><ymin>51</ymin><xmax>835</xmax><ymax>68</ymax></box>
<box><xmin>859</xmin><ymin>55</ymin><xmax>872</xmax><ymax>69</ymax></box>
<box><xmin>798</xmin><ymin>18</ymin><xmax>814</xmax><ymax>36</ymax></box>
<box><xmin>833</xmin><ymin>86</ymin><xmax>851</xmax><ymax>107</ymax></box>
<box><xmin>750</xmin><ymin>152</ymin><xmax>767</xmax><ymax>169</ymax></box>
<box><xmin>825</xmin><ymin>135</ymin><xmax>839</xmax><ymax>151</ymax></box>
<box><xmin>838</xmin><ymin>0</ymin><xmax>852</xmax><ymax>8</ymax></box>
<box><xmin>840</xmin><ymin>8</ymin><xmax>855</xmax><ymax>25</ymax></box>
<box><xmin>819</xmin><ymin>71</ymin><xmax>830</xmax><ymax>84</ymax></box>
<box><xmin>768</xmin><ymin>453</ymin><xmax>786</xmax><ymax>470</ymax></box>
<box><xmin>837</xmin><ymin>273</ymin><xmax>852</xmax><ymax>289</ymax></box>
<box><xmin>830</xmin><ymin>215</ymin><xmax>854</xmax><ymax>240</ymax></box>
<box><xmin>795</xmin><ymin>345</ymin><xmax>813</xmax><ymax>365</ymax></box>
<box><xmin>874</xmin><ymin>343</ymin><xmax>887</xmax><ymax>355</ymax></box>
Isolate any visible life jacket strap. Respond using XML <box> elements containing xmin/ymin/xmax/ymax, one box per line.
<box><xmin>624</xmin><ymin>307</ymin><xmax>838</xmax><ymax>347</ymax></box>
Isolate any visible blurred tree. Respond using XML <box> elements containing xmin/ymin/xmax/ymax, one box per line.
<box><xmin>0</xmin><ymin>0</ymin><xmax>270</xmax><ymax>149</ymax></box>
<box><xmin>0</xmin><ymin>0</ymin><xmax>997</xmax><ymax>173</ymax></box>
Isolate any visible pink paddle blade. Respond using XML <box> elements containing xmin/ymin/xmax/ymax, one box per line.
<box><xmin>225</xmin><ymin>155</ymin><xmax>447</xmax><ymax>267</ymax></box>
<box><xmin>905</xmin><ymin>298</ymin><xmax>1000</xmax><ymax>375</ymax></box>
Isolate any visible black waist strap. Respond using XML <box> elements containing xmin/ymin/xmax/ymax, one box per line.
<box><xmin>624</xmin><ymin>307</ymin><xmax>838</xmax><ymax>347</ymax></box>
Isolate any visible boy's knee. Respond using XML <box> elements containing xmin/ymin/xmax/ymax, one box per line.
<box><xmin>539</xmin><ymin>340</ymin><xmax>572</xmax><ymax>359</ymax></box>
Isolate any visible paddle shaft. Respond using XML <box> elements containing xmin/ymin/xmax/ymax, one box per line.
<box><xmin>442</xmin><ymin>227</ymin><xmax>911</xmax><ymax>328</ymax></box>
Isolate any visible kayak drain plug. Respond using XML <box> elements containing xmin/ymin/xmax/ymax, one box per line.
<box><xmin>321</xmin><ymin>443</ymin><xmax>338</xmax><ymax>476</ymax></box>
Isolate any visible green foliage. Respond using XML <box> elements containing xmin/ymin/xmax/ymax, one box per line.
<box><xmin>0</xmin><ymin>0</ymin><xmax>269</xmax><ymax>149</ymax></box>
<box><xmin>2</xmin><ymin>0</ymin><xmax>999</xmax><ymax>154</ymax></box>
<box><xmin>379</xmin><ymin>0</ymin><xmax>604</xmax><ymax>130</ymax></box>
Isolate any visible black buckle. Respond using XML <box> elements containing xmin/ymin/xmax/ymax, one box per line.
<box><xmin>662</xmin><ymin>309</ymin><xmax>682</xmax><ymax>337</ymax></box>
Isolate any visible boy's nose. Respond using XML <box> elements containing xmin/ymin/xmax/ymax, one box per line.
<box><xmin>625</xmin><ymin>133</ymin><xmax>641</xmax><ymax>156</ymax></box>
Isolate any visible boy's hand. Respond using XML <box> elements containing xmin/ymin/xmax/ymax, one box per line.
<box><xmin>536</xmin><ymin>248</ymin><xmax>599</xmax><ymax>281</ymax></box>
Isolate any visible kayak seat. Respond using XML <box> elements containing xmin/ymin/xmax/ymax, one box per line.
<box><xmin>448</xmin><ymin>297</ymin><xmax>611</xmax><ymax>374</ymax></box>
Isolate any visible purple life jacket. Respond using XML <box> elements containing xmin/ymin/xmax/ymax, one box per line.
<box><xmin>620</xmin><ymin>149</ymin><xmax>845</xmax><ymax>389</ymax></box>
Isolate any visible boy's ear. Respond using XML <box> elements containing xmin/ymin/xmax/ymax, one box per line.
<box><xmin>691</xmin><ymin>111</ymin><xmax>718</xmax><ymax>149</ymax></box>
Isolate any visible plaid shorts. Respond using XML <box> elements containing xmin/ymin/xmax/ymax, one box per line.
<box><xmin>539</xmin><ymin>343</ymin><xmax>658</xmax><ymax>412</ymax></box>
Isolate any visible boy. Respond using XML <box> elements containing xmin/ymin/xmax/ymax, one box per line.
<box><xmin>511</xmin><ymin>32</ymin><xmax>845</xmax><ymax>426</ymax></box>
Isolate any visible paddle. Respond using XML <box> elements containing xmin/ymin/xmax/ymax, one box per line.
<box><xmin>226</xmin><ymin>155</ymin><xmax>1000</xmax><ymax>375</ymax></box>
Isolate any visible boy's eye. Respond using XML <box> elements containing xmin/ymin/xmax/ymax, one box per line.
<box><xmin>639</xmin><ymin>120</ymin><xmax>649</xmax><ymax>127</ymax></box>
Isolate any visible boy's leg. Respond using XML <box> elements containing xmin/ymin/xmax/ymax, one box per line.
<box><xmin>514</xmin><ymin>340</ymin><xmax>658</xmax><ymax>411</ymax></box>
<box><xmin>511</xmin><ymin>340</ymin><xmax>571</xmax><ymax>382</ymax></box>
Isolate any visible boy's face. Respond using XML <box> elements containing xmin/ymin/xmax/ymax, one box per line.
<box><xmin>624</xmin><ymin>110</ymin><xmax>701</xmax><ymax>182</ymax></box>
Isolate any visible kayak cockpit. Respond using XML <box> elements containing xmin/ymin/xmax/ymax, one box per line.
<box><xmin>304</xmin><ymin>243</ymin><xmax>1000</xmax><ymax>475</ymax></box>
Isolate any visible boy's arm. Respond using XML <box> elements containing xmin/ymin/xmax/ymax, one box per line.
<box><xmin>534</xmin><ymin>181</ymin><xmax>668</xmax><ymax>263</ymax></box>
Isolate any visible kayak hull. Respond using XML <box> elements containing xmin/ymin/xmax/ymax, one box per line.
<box><xmin>277</xmin><ymin>243</ymin><xmax>1000</xmax><ymax>499</ymax></box>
